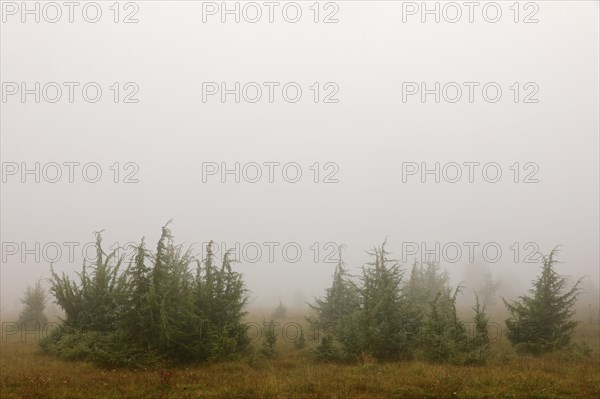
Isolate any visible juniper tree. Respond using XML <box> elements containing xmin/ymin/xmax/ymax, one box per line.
<box><xmin>121</xmin><ymin>238</ymin><xmax>152</xmax><ymax>347</ymax></box>
<box><xmin>43</xmin><ymin>231</ymin><xmax>135</xmax><ymax>366</ymax></box>
<box><xmin>272</xmin><ymin>298</ymin><xmax>287</xmax><ymax>319</ymax></box>
<box><xmin>192</xmin><ymin>242</ymin><xmax>249</xmax><ymax>360</ymax></box>
<box><xmin>470</xmin><ymin>293</ymin><xmax>490</xmax><ymax>364</ymax></box>
<box><xmin>294</xmin><ymin>328</ymin><xmax>306</xmax><ymax>349</ymax></box>
<box><xmin>308</xmin><ymin>246</ymin><xmax>361</xmax><ymax>360</ymax></box>
<box><xmin>405</xmin><ymin>260</ymin><xmax>450</xmax><ymax>315</ymax></box>
<box><xmin>503</xmin><ymin>247</ymin><xmax>582</xmax><ymax>354</ymax></box>
<box><xmin>422</xmin><ymin>287</ymin><xmax>490</xmax><ymax>365</ymax></box>
<box><xmin>147</xmin><ymin>224</ymin><xmax>196</xmax><ymax>358</ymax></box>
<box><xmin>210</xmin><ymin>250</ymin><xmax>250</xmax><ymax>359</ymax></box>
<box><xmin>41</xmin><ymin>225</ymin><xmax>250</xmax><ymax>366</ymax></box>
<box><xmin>261</xmin><ymin>320</ymin><xmax>278</xmax><ymax>357</ymax></box>
<box><xmin>48</xmin><ymin>231</ymin><xmax>128</xmax><ymax>332</ymax></box>
<box><xmin>359</xmin><ymin>241</ymin><xmax>418</xmax><ymax>360</ymax></box>
<box><xmin>309</xmin><ymin>247</ymin><xmax>358</xmax><ymax>327</ymax></box>
<box><xmin>18</xmin><ymin>280</ymin><xmax>48</xmax><ymax>330</ymax></box>
<box><xmin>314</xmin><ymin>334</ymin><xmax>343</xmax><ymax>361</ymax></box>
<box><xmin>477</xmin><ymin>271</ymin><xmax>501</xmax><ymax>308</ymax></box>
<box><xmin>422</xmin><ymin>287</ymin><xmax>468</xmax><ymax>364</ymax></box>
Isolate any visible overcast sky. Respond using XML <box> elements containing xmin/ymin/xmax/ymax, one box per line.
<box><xmin>1</xmin><ymin>1</ymin><xmax>598</xmax><ymax>312</ymax></box>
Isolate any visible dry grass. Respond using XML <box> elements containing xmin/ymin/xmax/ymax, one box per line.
<box><xmin>1</xmin><ymin>319</ymin><xmax>599</xmax><ymax>399</ymax></box>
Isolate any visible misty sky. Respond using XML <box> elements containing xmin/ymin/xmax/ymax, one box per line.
<box><xmin>1</xmin><ymin>1</ymin><xmax>598</xmax><ymax>312</ymax></box>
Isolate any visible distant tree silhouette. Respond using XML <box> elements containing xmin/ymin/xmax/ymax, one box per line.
<box><xmin>18</xmin><ymin>280</ymin><xmax>48</xmax><ymax>329</ymax></box>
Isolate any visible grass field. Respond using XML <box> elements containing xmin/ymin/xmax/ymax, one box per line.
<box><xmin>1</xmin><ymin>317</ymin><xmax>599</xmax><ymax>399</ymax></box>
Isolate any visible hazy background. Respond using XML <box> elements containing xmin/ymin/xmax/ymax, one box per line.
<box><xmin>1</xmin><ymin>1</ymin><xmax>598</xmax><ymax>315</ymax></box>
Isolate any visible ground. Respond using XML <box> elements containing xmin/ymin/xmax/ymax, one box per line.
<box><xmin>1</xmin><ymin>320</ymin><xmax>599</xmax><ymax>399</ymax></box>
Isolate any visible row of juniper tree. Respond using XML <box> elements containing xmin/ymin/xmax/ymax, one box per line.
<box><xmin>32</xmin><ymin>224</ymin><xmax>583</xmax><ymax>367</ymax></box>
<box><xmin>308</xmin><ymin>243</ymin><xmax>583</xmax><ymax>363</ymax></box>
<box><xmin>307</xmin><ymin>243</ymin><xmax>491</xmax><ymax>364</ymax></box>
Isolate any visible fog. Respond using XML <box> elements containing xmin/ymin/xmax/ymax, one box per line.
<box><xmin>1</xmin><ymin>1</ymin><xmax>598</xmax><ymax>318</ymax></box>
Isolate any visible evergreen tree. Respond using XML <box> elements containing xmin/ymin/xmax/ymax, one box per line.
<box><xmin>309</xmin><ymin>242</ymin><xmax>490</xmax><ymax>364</ymax></box>
<box><xmin>422</xmin><ymin>287</ymin><xmax>468</xmax><ymax>364</ymax></box>
<box><xmin>314</xmin><ymin>334</ymin><xmax>342</xmax><ymax>361</ymax></box>
<box><xmin>469</xmin><ymin>293</ymin><xmax>490</xmax><ymax>364</ymax></box>
<box><xmin>121</xmin><ymin>238</ymin><xmax>152</xmax><ymax>348</ymax></box>
<box><xmin>149</xmin><ymin>224</ymin><xmax>196</xmax><ymax>358</ymax></box>
<box><xmin>260</xmin><ymin>320</ymin><xmax>277</xmax><ymax>357</ymax></box>
<box><xmin>359</xmin><ymin>241</ymin><xmax>418</xmax><ymax>360</ymax></box>
<box><xmin>18</xmin><ymin>280</ymin><xmax>48</xmax><ymax>330</ymax></box>
<box><xmin>404</xmin><ymin>260</ymin><xmax>449</xmax><ymax>340</ymax></box>
<box><xmin>272</xmin><ymin>299</ymin><xmax>287</xmax><ymax>319</ymax></box>
<box><xmin>208</xmin><ymin>249</ymin><xmax>250</xmax><ymax>360</ymax></box>
<box><xmin>422</xmin><ymin>288</ymin><xmax>490</xmax><ymax>365</ymax></box>
<box><xmin>405</xmin><ymin>260</ymin><xmax>450</xmax><ymax>315</ymax></box>
<box><xmin>308</xmin><ymin>246</ymin><xmax>361</xmax><ymax>361</ymax></box>
<box><xmin>309</xmin><ymin>246</ymin><xmax>358</xmax><ymax>327</ymax></box>
<box><xmin>503</xmin><ymin>248</ymin><xmax>582</xmax><ymax>354</ymax></box>
<box><xmin>294</xmin><ymin>328</ymin><xmax>306</xmax><ymax>349</ymax></box>
<box><xmin>41</xmin><ymin>224</ymin><xmax>250</xmax><ymax>367</ymax></box>
<box><xmin>477</xmin><ymin>271</ymin><xmax>501</xmax><ymax>308</ymax></box>
<box><xmin>48</xmin><ymin>231</ymin><xmax>128</xmax><ymax>332</ymax></box>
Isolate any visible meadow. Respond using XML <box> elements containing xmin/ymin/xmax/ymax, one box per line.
<box><xmin>1</xmin><ymin>314</ymin><xmax>599</xmax><ymax>399</ymax></box>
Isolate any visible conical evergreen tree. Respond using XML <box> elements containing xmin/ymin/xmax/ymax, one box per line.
<box><xmin>359</xmin><ymin>241</ymin><xmax>418</xmax><ymax>360</ymax></box>
<box><xmin>309</xmin><ymin>246</ymin><xmax>358</xmax><ymax>327</ymax></box>
<box><xmin>272</xmin><ymin>299</ymin><xmax>287</xmax><ymax>319</ymax></box>
<box><xmin>503</xmin><ymin>247</ymin><xmax>582</xmax><ymax>354</ymax></box>
<box><xmin>18</xmin><ymin>280</ymin><xmax>48</xmax><ymax>330</ymax></box>
<box><xmin>422</xmin><ymin>287</ymin><xmax>468</xmax><ymax>364</ymax></box>
<box><xmin>422</xmin><ymin>287</ymin><xmax>490</xmax><ymax>365</ymax></box>
<box><xmin>308</xmin><ymin>246</ymin><xmax>361</xmax><ymax>360</ymax></box>
<box><xmin>470</xmin><ymin>293</ymin><xmax>490</xmax><ymax>364</ymax></box>
<box><xmin>405</xmin><ymin>260</ymin><xmax>449</xmax><ymax>330</ymax></box>
<box><xmin>122</xmin><ymin>237</ymin><xmax>151</xmax><ymax>347</ymax></box>
<box><xmin>48</xmin><ymin>231</ymin><xmax>128</xmax><ymax>332</ymax></box>
<box><xmin>477</xmin><ymin>271</ymin><xmax>501</xmax><ymax>308</ymax></box>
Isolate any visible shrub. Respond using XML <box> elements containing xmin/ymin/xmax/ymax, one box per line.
<box><xmin>41</xmin><ymin>223</ymin><xmax>249</xmax><ymax>367</ymax></box>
